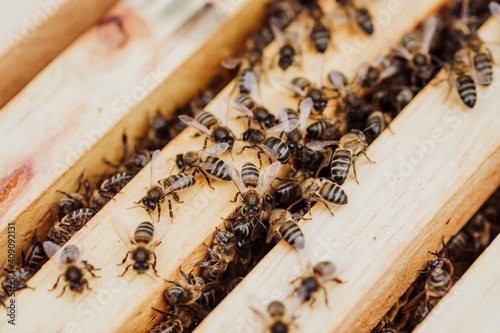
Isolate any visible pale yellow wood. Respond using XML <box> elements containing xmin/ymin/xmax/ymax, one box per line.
<box><xmin>0</xmin><ymin>0</ymin><xmax>120</xmax><ymax>108</ymax></box>
<box><xmin>194</xmin><ymin>18</ymin><xmax>500</xmax><ymax>333</ymax></box>
<box><xmin>0</xmin><ymin>0</ymin><xmax>447</xmax><ymax>332</ymax></box>
<box><xmin>0</xmin><ymin>0</ymin><xmax>269</xmax><ymax>267</ymax></box>
<box><xmin>412</xmin><ymin>234</ymin><xmax>500</xmax><ymax>333</ymax></box>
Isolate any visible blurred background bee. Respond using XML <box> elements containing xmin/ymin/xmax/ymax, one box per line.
<box><xmin>335</xmin><ymin>0</ymin><xmax>374</xmax><ymax>35</ymax></box>
<box><xmin>250</xmin><ymin>300</ymin><xmax>296</xmax><ymax>333</ymax></box>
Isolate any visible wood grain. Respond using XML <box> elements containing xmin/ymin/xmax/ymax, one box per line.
<box><xmin>0</xmin><ymin>0</ymin><xmax>447</xmax><ymax>332</ymax></box>
<box><xmin>194</xmin><ymin>17</ymin><xmax>500</xmax><ymax>333</ymax></box>
<box><xmin>0</xmin><ymin>0</ymin><xmax>120</xmax><ymax>108</ymax></box>
<box><xmin>0</xmin><ymin>0</ymin><xmax>269</xmax><ymax>268</ymax></box>
<box><xmin>413</xmin><ymin>235</ymin><xmax>500</xmax><ymax>332</ymax></box>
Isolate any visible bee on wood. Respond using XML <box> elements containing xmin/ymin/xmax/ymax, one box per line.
<box><xmin>270</xmin><ymin>18</ymin><xmax>303</xmax><ymax>70</ymax></box>
<box><xmin>364</xmin><ymin>111</ymin><xmax>393</xmax><ymax>138</ymax></box>
<box><xmin>43</xmin><ymin>241</ymin><xmax>100</xmax><ymax>298</ymax></box>
<box><xmin>404</xmin><ymin>267</ymin><xmax>453</xmax><ymax>313</ymax></box>
<box><xmin>52</xmin><ymin>173</ymin><xmax>90</xmax><ymax>220</ymax></box>
<box><xmin>179</xmin><ymin>96</ymin><xmax>236</xmax><ymax>151</ymax></box>
<box><xmin>336</xmin><ymin>0</ymin><xmax>374</xmax><ymax>35</ymax></box>
<box><xmin>47</xmin><ymin>207</ymin><xmax>97</xmax><ymax>246</ymax></box>
<box><xmin>173</xmin><ymin>143</ymin><xmax>230</xmax><ymax>189</ymax></box>
<box><xmin>278</xmin><ymin>98</ymin><xmax>313</xmax><ymax>154</ymax></box>
<box><xmin>307</xmin><ymin>3</ymin><xmax>330</xmax><ymax>53</ymax></box>
<box><xmin>291</xmin><ymin>260</ymin><xmax>345</xmax><ymax>306</ymax></box>
<box><xmin>112</xmin><ymin>217</ymin><xmax>170</xmax><ymax>277</ymax></box>
<box><xmin>266</xmin><ymin>208</ymin><xmax>305</xmax><ymax>250</ymax></box>
<box><xmin>361</xmin><ymin>54</ymin><xmax>399</xmax><ymax>88</ymax></box>
<box><xmin>307</xmin><ymin>129</ymin><xmax>374</xmax><ymax>185</ymax></box>
<box><xmin>225</xmin><ymin>161</ymin><xmax>281</xmax><ymax>222</ymax></box>
<box><xmin>250</xmin><ymin>300</ymin><xmax>296</xmax><ymax>333</ymax></box>
<box><xmin>99</xmin><ymin>172</ymin><xmax>134</xmax><ymax>199</ymax></box>
<box><xmin>22</xmin><ymin>232</ymin><xmax>47</xmax><ymax>273</ymax></box>
<box><xmin>304</xmin><ymin>117</ymin><xmax>348</xmax><ymax>142</ymax></box>
<box><xmin>232</xmin><ymin>83</ymin><xmax>276</xmax><ymax>129</ymax></box>
<box><xmin>138</xmin><ymin>150</ymin><xmax>195</xmax><ymax>220</ymax></box>
<box><xmin>327</xmin><ymin>69</ymin><xmax>370</xmax><ymax>119</ymax></box>
<box><xmin>391</xmin><ymin>16</ymin><xmax>439</xmax><ymax>82</ymax></box>
<box><xmin>164</xmin><ymin>269</ymin><xmax>218</xmax><ymax>315</ymax></box>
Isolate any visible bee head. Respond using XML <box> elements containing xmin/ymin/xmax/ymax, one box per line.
<box><xmin>141</xmin><ymin>197</ymin><xmax>157</xmax><ymax>212</ymax></box>
<box><xmin>133</xmin><ymin>262</ymin><xmax>150</xmax><ymax>273</ymax></box>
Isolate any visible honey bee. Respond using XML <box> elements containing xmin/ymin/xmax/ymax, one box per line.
<box><xmin>149</xmin><ymin>307</ymin><xmax>196</xmax><ymax>333</ymax></box>
<box><xmin>391</xmin><ymin>16</ymin><xmax>439</xmax><ymax>82</ymax></box>
<box><xmin>327</xmin><ymin>69</ymin><xmax>368</xmax><ymax>117</ymax></box>
<box><xmin>225</xmin><ymin>161</ymin><xmax>281</xmax><ymax>221</ymax></box>
<box><xmin>198</xmin><ymin>229</ymin><xmax>236</xmax><ymax>282</ymax></box>
<box><xmin>43</xmin><ymin>241</ymin><xmax>100</xmax><ymax>297</ymax></box>
<box><xmin>173</xmin><ymin>143</ymin><xmax>230</xmax><ymax>189</ymax></box>
<box><xmin>304</xmin><ymin>117</ymin><xmax>348</xmax><ymax>142</ymax></box>
<box><xmin>112</xmin><ymin>217</ymin><xmax>170</xmax><ymax>277</ymax></box>
<box><xmin>465</xmin><ymin>213</ymin><xmax>491</xmax><ymax>253</ymax></box>
<box><xmin>404</xmin><ymin>267</ymin><xmax>453</xmax><ymax>313</ymax></box>
<box><xmin>445</xmin><ymin>230</ymin><xmax>468</xmax><ymax>261</ymax></box>
<box><xmin>291</xmin><ymin>260</ymin><xmax>345</xmax><ymax>306</ymax></box>
<box><xmin>364</xmin><ymin>111</ymin><xmax>393</xmax><ymax>138</ymax></box>
<box><xmin>47</xmin><ymin>208</ymin><xmax>97</xmax><ymax>246</ymax></box>
<box><xmin>53</xmin><ymin>173</ymin><xmax>89</xmax><ymax>220</ymax></box>
<box><xmin>266</xmin><ymin>208</ymin><xmax>305</xmax><ymax>250</ymax></box>
<box><xmin>99</xmin><ymin>172</ymin><xmax>134</xmax><ymax>199</ymax></box>
<box><xmin>22</xmin><ymin>233</ymin><xmax>47</xmax><ymax>273</ymax></box>
<box><xmin>250</xmin><ymin>300</ymin><xmax>296</xmax><ymax>333</ymax></box>
<box><xmin>279</xmin><ymin>98</ymin><xmax>313</xmax><ymax>152</ymax></box>
<box><xmin>138</xmin><ymin>150</ymin><xmax>195</xmax><ymax>220</ymax></box>
<box><xmin>232</xmin><ymin>92</ymin><xmax>276</xmax><ymax>129</ymax></box>
<box><xmin>307</xmin><ymin>130</ymin><xmax>374</xmax><ymax>185</ymax></box>
<box><xmin>179</xmin><ymin>97</ymin><xmax>236</xmax><ymax>151</ymax></box>
<box><xmin>336</xmin><ymin>0</ymin><xmax>374</xmax><ymax>35</ymax></box>
<box><xmin>308</xmin><ymin>3</ymin><xmax>330</xmax><ymax>53</ymax></box>
<box><xmin>361</xmin><ymin>54</ymin><xmax>399</xmax><ymax>88</ymax></box>
<box><xmin>270</xmin><ymin>19</ymin><xmax>303</xmax><ymax>70</ymax></box>
<box><xmin>106</xmin><ymin>134</ymin><xmax>152</xmax><ymax>174</ymax></box>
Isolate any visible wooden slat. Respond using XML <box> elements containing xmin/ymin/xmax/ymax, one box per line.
<box><xmin>194</xmin><ymin>18</ymin><xmax>500</xmax><ymax>333</ymax></box>
<box><xmin>413</xmin><ymin>235</ymin><xmax>500</xmax><ymax>332</ymax></box>
<box><xmin>0</xmin><ymin>0</ymin><xmax>120</xmax><ymax>108</ymax></box>
<box><xmin>0</xmin><ymin>0</ymin><xmax>447</xmax><ymax>332</ymax></box>
<box><xmin>0</xmin><ymin>0</ymin><xmax>269</xmax><ymax>266</ymax></box>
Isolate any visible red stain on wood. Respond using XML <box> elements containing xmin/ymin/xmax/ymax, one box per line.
<box><xmin>0</xmin><ymin>162</ymin><xmax>33</xmax><ymax>208</ymax></box>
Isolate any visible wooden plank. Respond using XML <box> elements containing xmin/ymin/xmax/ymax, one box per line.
<box><xmin>0</xmin><ymin>0</ymin><xmax>120</xmax><ymax>108</ymax></box>
<box><xmin>0</xmin><ymin>0</ymin><xmax>447</xmax><ymax>332</ymax></box>
<box><xmin>413</xmin><ymin>235</ymin><xmax>500</xmax><ymax>332</ymax></box>
<box><xmin>194</xmin><ymin>17</ymin><xmax>500</xmax><ymax>333</ymax></box>
<box><xmin>0</xmin><ymin>0</ymin><xmax>269</xmax><ymax>267</ymax></box>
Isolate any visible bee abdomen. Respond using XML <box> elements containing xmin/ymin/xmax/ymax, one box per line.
<box><xmin>61</xmin><ymin>208</ymin><xmax>96</xmax><ymax>226</ymax></box>
<box><xmin>148</xmin><ymin>319</ymin><xmax>182</xmax><ymax>333</ymax></box>
<box><xmin>265</xmin><ymin>137</ymin><xmax>290</xmax><ymax>163</ymax></box>
<box><xmin>235</xmin><ymin>93</ymin><xmax>255</xmax><ymax>110</ymax></box>
<box><xmin>331</xmin><ymin>149</ymin><xmax>352</xmax><ymax>185</ymax></box>
<box><xmin>194</xmin><ymin>110</ymin><xmax>217</xmax><ymax>129</ymax></box>
<box><xmin>456</xmin><ymin>75</ymin><xmax>476</xmax><ymax>108</ymax></box>
<box><xmin>279</xmin><ymin>221</ymin><xmax>305</xmax><ymax>249</ymax></box>
<box><xmin>239</xmin><ymin>68</ymin><xmax>253</xmax><ymax>94</ymax></box>
<box><xmin>311</xmin><ymin>24</ymin><xmax>330</xmax><ymax>53</ymax></box>
<box><xmin>474</xmin><ymin>52</ymin><xmax>492</xmax><ymax>86</ymax></box>
<box><xmin>134</xmin><ymin>221</ymin><xmax>154</xmax><ymax>244</ymax></box>
<box><xmin>356</xmin><ymin>8</ymin><xmax>373</xmax><ymax>35</ymax></box>
<box><xmin>401</xmin><ymin>31</ymin><xmax>420</xmax><ymax>52</ymax></box>
<box><xmin>204</xmin><ymin>156</ymin><xmax>230</xmax><ymax>181</ymax></box>
<box><xmin>164</xmin><ymin>173</ymin><xmax>196</xmax><ymax>190</ymax></box>
<box><xmin>291</xmin><ymin>77</ymin><xmax>310</xmax><ymax>90</ymax></box>
<box><xmin>320</xmin><ymin>181</ymin><xmax>348</xmax><ymax>205</ymax></box>
<box><xmin>241</xmin><ymin>162</ymin><xmax>260</xmax><ymax>187</ymax></box>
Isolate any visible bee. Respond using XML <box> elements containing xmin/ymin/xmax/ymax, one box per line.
<box><xmin>139</xmin><ymin>150</ymin><xmax>195</xmax><ymax>220</ymax></box>
<box><xmin>305</xmin><ymin>117</ymin><xmax>348</xmax><ymax>142</ymax></box>
<box><xmin>47</xmin><ymin>208</ymin><xmax>97</xmax><ymax>246</ymax></box>
<box><xmin>173</xmin><ymin>143</ymin><xmax>230</xmax><ymax>189</ymax></box>
<box><xmin>291</xmin><ymin>260</ymin><xmax>345</xmax><ymax>306</ymax></box>
<box><xmin>270</xmin><ymin>18</ymin><xmax>303</xmax><ymax>70</ymax></box>
<box><xmin>377</xmin><ymin>328</ymin><xmax>400</xmax><ymax>333</ymax></box>
<box><xmin>266</xmin><ymin>208</ymin><xmax>305</xmax><ymax>250</ymax></box>
<box><xmin>445</xmin><ymin>230</ymin><xmax>468</xmax><ymax>261</ymax></box>
<box><xmin>278</xmin><ymin>98</ymin><xmax>312</xmax><ymax>151</ymax></box>
<box><xmin>164</xmin><ymin>269</ymin><xmax>217</xmax><ymax>315</ymax></box>
<box><xmin>43</xmin><ymin>241</ymin><xmax>100</xmax><ymax>298</ymax></box>
<box><xmin>99</xmin><ymin>172</ymin><xmax>134</xmax><ymax>199</ymax></box>
<box><xmin>327</xmin><ymin>69</ymin><xmax>369</xmax><ymax>118</ymax></box>
<box><xmin>0</xmin><ymin>266</ymin><xmax>34</xmax><ymax>308</ymax></box>
<box><xmin>225</xmin><ymin>161</ymin><xmax>281</xmax><ymax>221</ymax></box>
<box><xmin>179</xmin><ymin>97</ymin><xmax>236</xmax><ymax>151</ymax></box>
<box><xmin>307</xmin><ymin>130</ymin><xmax>374</xmax><ymax>185</ymax></box>
<box><xmin>22</xmin><ymin>233</ymin><xmax>47</xmax><ymax>273</ymax></box>
<box><xmin>391</xmin><ymin>16</ymin><xmax>438</xmax><ymax>82</ymax></box>
<box><xmin>308</xmin><ymin>3</ymin><xmax>330</xmax><ymax>53</ymax></box>
<box><xmin>404</xmin><ymin>267</ymin><xmax>453</xmax><ymax>313</ymax></box>
<box><xmin>53</xmin><ymin>173</ymin><xmax>89</xmax><ymax>220</ymax></box>
<box><xmin>198</xmin><ymin>229</ymin><xmax>236</xmax><ymax>282</ymax></box>
<box><xmin>112</xmin><ymin>217</ymin><xmax>170</xmax><ymax>277</ymax></box>
<box><xmin>232</xmin><ymin>93</ymin><xmax>276</xmax><ymax>129</ymax></box>
<box><xmin>273</xmin><ymin>181</ymin><xmax>303</xmax><ymax>207</ymax></box>
<box><xmin>336</xmin><ymin>0</ymin><xmax>374</xmax><ymax>35</ymax></box>
<box><xmin>443</xmin><ymin>58</ymin><xmax>484</xmax><ymax>108</ymax></box>
<box><xmin>107</xmin><ymin>134</ymin><xmax>152</xmax><ymax>174</ymax></box>
<box><xmin>362</xmin><ymin>54</ymin><xmax>399</xmax><ymax>88</ymax></box>
<box><xmin>465</xmin><ymin>213</ymin><xmax>491</xmax><ymax>253</ymax></box>
<box><xmin>250</xmin><ymin>300</ymin><xmax>296</xmax><ymax>333</ymax></box>
<box><xmin>364</xmin><ymin>111</ymin><xmax>393</xmax><ymax>138</ymax></box>
<box><xmin>149</xmin><ymin>307</ymin><xmax>196</xmax><ymax>333</ymax></box>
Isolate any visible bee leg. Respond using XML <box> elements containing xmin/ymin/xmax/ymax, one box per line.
<box><xmin>17</xmin><ymin>284</ymin><xmax>34</xmax><ymax>291</ymax></box>
<box><xmin>84</xmin><ymin>279</ymin><xmax>92</xmax><ymax>291</ymax></box>
<box><xmin>238</xmin><ymin>145</ymin><xmax>252</xmax><ymax>155</ymax></box>
<box><xmin>322</xmin><ymin>201</ymin><xmax>334</xmax><ymax>216</ymax></box>
<box><xmin>84</xmin><ymin>263</ymin><xmax>101</xmax><ymax>278</ymax></box>
<box><xmin>325</xmin><ymin>277</ymin><xmax>345</xmax><ymax>284</ymax></box>
<box><xmin>49</xmin><ymin>274</ymin><xmax>64</xmax><ymax>291</ymax></box>
<box><xmin>320</xmin><ymin>286</ymin><xmax>330</xmax><ymax>308</ymax></box>
<box><xmin>56</xmin><ymin>284</ymin><xmax>69</xmax><ymax>298</ymax></box>
<box><xmin>200</xmin><ymin>169</ymin><xmax>214</xmax><ymax>190</ymax></box>
<box><xmin>203</xmin><ymin>137</ymin><xmax>209</xmax><ymax>149</ymax></box>
<box><xmin>118</xmin><ymin>264</ymin><xmax>133</xmax><ymax>277</ymax></box>
<box><xmin>257</xmin><ymin>152</ymin><xmax>264</xmax><ymax>168</ymax></box>
<box><xmin>157</xmin><ymin>204</ymin><xmax>162</xmax><ymax>222</ymax></box>
<box><xmin>151</xmin><ymin>253</ymin><xmax>159</xmax><ymax>277</ymax></box>
<box><xmin>362</xmin><ymin>151</ymin><xmax>375</xmax><ymax>163</ymax></box>
<box><xmin>352</xmin><ymin>158</ymin><xmax>359</xmax><ymax>185</ymax></box>
<box><xmin>118</xmin><ymin>251</ymin><xmax>132</xmax><ymax>266</ymax></box>
<box><xmin>168</xmin><ymin>200</ymin><xmax>174</xmax><ymax>219</ymax></box>
<box><xmin>172</xmin><ymin>193</ymin><xmax>183</xmax><ymax>203</ymax></box>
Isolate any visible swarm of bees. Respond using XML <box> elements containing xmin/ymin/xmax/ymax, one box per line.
<box><xmin>3</xmin><ymin>1</ymin><xmax>499</xmax><ymax>332</ymax></box>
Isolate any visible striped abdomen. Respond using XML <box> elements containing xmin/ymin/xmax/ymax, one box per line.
<box><xmin>473</xmin><ymin>52</ymin><xmax>492</xmax><ymax>86</ymax></box>
<box><xmin>456</xmin><ymin>74</ymin><xmax>476</xmax><ymax>108</ymax></box>
<box><xmin>306</xmin><ymin>120</ymin><xmax>331</xmax><ymax>140</ymax></box>
<box><xmin>134</xmin><ymin>221</ymin><xmax>154</xmax><ymax>244</ymax></box>
<box><xmin>291</xmin><ymin>77</ymin><xmax>310</xmax><ymax>91</ymax></box>
<box><xmin>60</xmin><ymin>208</ymin><xmax>96</xmax><ymax>227</ymax></box>
<box><xmin>163</xmin><ymin>173</ymin><xmax>196</xmax><ymax>190</ymax></box>
<box><xmin>319</xmin><ymin>179</ymin><xmax>348</xmax><ymax>204</ymax></box>
<box><xmin>264</xmin><ymin>137</ymin><xmax>290</xmax><ymax>163</ymax></box>
<box><xmin>311</xmin><ymin>24</ymin><xmax>330</xmax><ymax>53</ymax></box>
<box><xmin>148</xmin><ymin>319</ymin><xmax>183</xmax><ymax>333</ymax></box>
<box><xmin>47</xmin><ymin>226</ymin><xmax>73</xmax><ymax>246</ymax></box>
<box><xmin>201</xmin><ymin>156</ymin><xmax>230</xmax><ymax>181</ymax></box>
<box><xmin>25</xmin><ymin>242</ymin><xmax>47</xmax><ymax>271</ymax></box>
<box><xmin>235</xmin><ymin>93</ymin><xmax>255</xmax><ymax>110</ymax></box>
<box><xmin>355</xmin><ymin>8</ymin><xmax>373</xmax><ymax>35</ymax></box>
<box><xmin>238</xmin><ymin>68</ymin><xmax>253</xmax><ymax>94</ymax></box>
<box><xmin>241</xmin><ymin>162</ymin><xmax>259</xmax><ymax>187</ymax></box>
<box><xmin>331</xmin><ymin>149</ymin><xmax>352</xmax><ymax>185</ymax></box>
<box><xmin>366</xmin><ymin>111</ymin><xmax>385</xmax><ymax>136</ymax></box>
<box><xmin>401</xmin><ymin>31</ymin><xmax>420</xmax><ymax>53</ymax></box>
<box><xmin>285</xmin><ymin>108</ymin><xmax>299</xmax><ymax>121</ymax></box>
<box><xmin>61</xmin><ymin>245</ymin><xmax>80</xmax><ymax>264</ymax></box>
<box><xmin>194</xmin><ymin>110</ymin><xmax>218</xmax><ymax>129</ymax></box>
<box><xmin>101</xmin><ymin>172</ymin><xmax>133</xmax><ymax>192</ymax></box>
<box><xmin>279</xmin><ymin>221</ymin><xmax>305</xmax><ymax>250</ymax></box>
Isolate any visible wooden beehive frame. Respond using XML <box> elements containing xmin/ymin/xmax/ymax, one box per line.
<box><xmin>0</xmin><ymin>0</ymin><xmax>499</xmax><ymax>332</ymax></box>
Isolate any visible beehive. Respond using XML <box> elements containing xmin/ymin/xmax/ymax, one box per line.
<box><xmin>0</xmin><ymin>0</ymin><xmax>499</xmax><ymax>332</ymax></box>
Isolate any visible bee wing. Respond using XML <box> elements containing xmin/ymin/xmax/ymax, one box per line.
<box><xmin>231</xmin><ymin>101</ymin><xmax>254</xmax><ymax>118</ymax></box>
<box><xmin>198</xmin><ymin>143</ymin><xmax>229</xmax><ymax>156</ymax></box>
<box><xmin>269</xmin><ymin>16</ymin><xmax>284</xmax><ymax>47</ymax></box>
<box><xmin>328</xmin><ymin>70</ymin><xmax>346</xmax><ymax>97</ymax></box>
<box><xmin>299</xmin><ymin>97</ymin><xmax>313</xmax><ymax>130</ymax></box>
<box><xmin>224</xmin><ymin>161</ymin><xmax>246</xmax><ymax>195</ymax></box>
<box><xmin>490</xmin><ymin>2</ymin><xmax>500</xmax><ymax>24</ymax></box>
<box><xmin>389</xmin><ymin>42</ymin><xmax>412</xmax><ymax>61</ymax></box>
<box><xmin>111</xmin><ymin>217</ymin><xmax>134</xmax><ymax>251</ymax></box>
<box><xmin>164</xmin><ymin>174</ymin><xmax>194</xmax><ymax>195</ymax></box>
<box><xmin>43</xmin><ymin>241</ymin><xmax>67</xmax><ymax>270</ymax></box>
<box><xmin>179</xmin><ymin>115</ymin><xmax>211</xmax><ymax>136</ymax></box>
<box><xmin>220</xmin><ymin>92</ymin><xmax>230</xmax><ymax>127</ymax></box>
<box><xmin>471</xmin><ymin>67</ymin><xmax>491</xmax><ymax>85</ymax></box>
<box><xmin>276</xmin><ymin>77</ymin><xmax>306</xmax><ymax>97</ymax></box>
<box><xmin>402</xmin><ymin>289</ymin><xmax>427</xmax><ymax>313</ymax></box>
<box><xmin>257</xmin><ymin>162</ymin><xmax>281</xmax><ymax>197</ymax></box>
<box><xmin>244</xmin><ymin>71</ymin><xmax>262</xmax><ymax>105</ymax></box>
<box><xmin>266</xmin><ymin>119</ymin><xmax>299</xmax><ymax>134</ymax></box>
<box><xmin>306</xmin><ymin>140</ymin><xmax>339</xmax><ymax>150</ymax></box>
<box><xmin>315</xmin><ymin>53</ymin><xmax>324</xmax><ymax>88</ymax></box>
<box><xmin>421</xmin><ymin>16</ymin><xmax>438</xmax><ymax>54</ymax></box>
<box><xmin>255</xmin><ymin>143</ymin><xmax>280</xmax><ymax>160</ymax></box>
<box><xmin>150</xmin><ymin>149</ymin><xmax>164</xmax><ymax>187</ymax></box>
<box><xmin>221</xmin><ymin>57</ymin><xmax>244</xmax><ymax>70</ymax></box>
<box><xmin>275</xmin><ymin>100</ymin><xmax>288</xmax><ymax>123</ymax></box>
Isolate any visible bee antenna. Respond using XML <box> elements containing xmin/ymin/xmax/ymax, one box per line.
<box><xmin>230</xmin><ymin>151</ymin><xmax>234</xmax><ymax>162</ymax></box>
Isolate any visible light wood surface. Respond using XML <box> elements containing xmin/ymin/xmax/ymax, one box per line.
<box><xmin>413</xmin><ymin>235</ymin><xmax>500</xmax><ymax>333</ymax></box>
<box><xmin>193</xmin><ymin>18</ymin><xmax>500</xmax><ymax>333</ymax></box>
<box><xmin>0</xmin><ymin>0</ymin><xmax>120</xmax><ymax>108</ymax></box>
<box><xmin>0</xmin><ymin>0</ymin><xmax>269</xmax><ymax>268</ymax></box>
<box><xmin>0</xmin><ymin>0</ymin><xmax>448</xmax><ymax>332</ymax></box>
